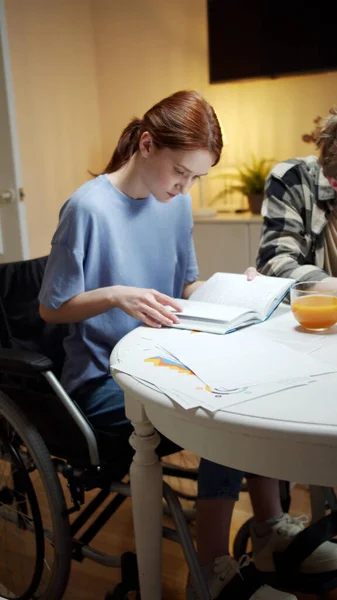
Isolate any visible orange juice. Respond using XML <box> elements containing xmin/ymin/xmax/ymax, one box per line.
<box><xmin>291</xmin><ymin>294</ymin><xmax>337</xmax><ymax>330</ymax></box>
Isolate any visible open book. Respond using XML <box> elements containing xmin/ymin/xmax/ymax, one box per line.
<box><xmin>171</xmin><ymin>272</ymin><xmax>295</xmax><ymax>334</ymax></box>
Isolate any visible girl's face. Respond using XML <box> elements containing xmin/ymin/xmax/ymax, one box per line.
<box><xmin>139</xmin><ymin>133</ymin><xmax>216</xmax><ymax>202</ymax></box>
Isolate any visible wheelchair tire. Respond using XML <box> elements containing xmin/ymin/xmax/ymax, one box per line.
<box><xmin>0</xmin><ymin>390</ymin><xmax>72</xmax><ymax>600</ymax></box>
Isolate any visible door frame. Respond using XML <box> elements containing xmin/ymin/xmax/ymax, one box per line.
<box><xmin>0</xmin><ymin>0</ymin><xmax>29</xmax><ymax>260</ymax></box>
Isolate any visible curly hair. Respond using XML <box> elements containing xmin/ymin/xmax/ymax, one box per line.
<box><xmin>315</xmin><ymin>105</ymin><xmax>337</xmax><ymax>178</ymax></box>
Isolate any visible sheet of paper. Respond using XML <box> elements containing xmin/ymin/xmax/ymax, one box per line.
<box><xmin>310</xmin><ymin>334</ymin><xmax>337</xmax><ymax>367</ymax></box>
<box><xmin>256</xmin><ymin>312</ymin><xmax>326</xmax><ymax>354</ymax></box>
<box><xmin>159</xmin><ymin>328</ymin><xmax>337</xmax><ymax>390</ymax></box>
<box><xmin>132</xmin><ymin>378</ymin><xmax>200</xmax><ymax>410</ymax></box>
<box><xmin>114</xmin><ymin>361</ymin><xmax>313</xmax><ymax>413</ymax></box>
<box><xmin>111</xmin><ymin>341</ymin><xmax>314</xmax><ymax>413</ymax></box>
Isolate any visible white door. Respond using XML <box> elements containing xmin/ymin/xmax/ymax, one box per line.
<box><xmin>0</xmin><ymin>0</ymin><xmax>29</xmax><ymax>263</ymax></box>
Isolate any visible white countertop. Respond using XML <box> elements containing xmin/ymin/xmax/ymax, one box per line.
<box><xmin>193</xmin><ymin>211</ymin><xmax>263</xmax><ymax>224</ymax></box>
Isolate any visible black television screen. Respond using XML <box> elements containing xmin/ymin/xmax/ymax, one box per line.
<box><xmin>207</xmin><ymin>0</ymin><xmax>337</xmax><ymax>83</ymax></box>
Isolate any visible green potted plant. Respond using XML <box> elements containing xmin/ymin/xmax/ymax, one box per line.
<box><xmin>237</xmin><ymin>156</ymin><xmax>274</xmax><ymax>214</ymax></box>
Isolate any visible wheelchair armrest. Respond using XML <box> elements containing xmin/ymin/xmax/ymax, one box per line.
<box><xmin>0</xmin><ymin>347</ymin><xmax>53</xmax><ymax>376</ymax></box>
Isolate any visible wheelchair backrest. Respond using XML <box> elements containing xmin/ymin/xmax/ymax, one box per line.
<box><xmin>0</xmin><ymin>257</ymin><xmax>115</xmax><ymax>468</ymax></box>
<box><xmin>0</xmin><ymin>255</ymin><xmax>67</xmax><ymax>378</ymax></box>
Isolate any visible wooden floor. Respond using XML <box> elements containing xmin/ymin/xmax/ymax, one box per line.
<box><xmin>2</xmin><ymin>450</ymin><xmax>337</xmax><ymax>600</ymax></box>
<box><xmin>59</xmin><ymin>451</ymin><xmax>335</xmax><ymax>600</ymax></box>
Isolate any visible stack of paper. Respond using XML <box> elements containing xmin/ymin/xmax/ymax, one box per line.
<box><xmin>110</xmin><ymin>324</ymin><xmax>337</xmax><ymax>413</ymax></box>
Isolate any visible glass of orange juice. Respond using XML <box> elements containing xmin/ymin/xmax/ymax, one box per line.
<box><xmin>290</xmin><ymin>281</ymin><xmax>337</xmax><ymax>331</ymax></box>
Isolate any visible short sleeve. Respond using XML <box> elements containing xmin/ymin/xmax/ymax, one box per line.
<box><xmin>39</xmin><ymin>246</ymin><xmax>84</xmax><ymax>310</ymax></box>
<box><xmin>38</xmin><ymin>199</ymin><xmax>90</xmax><ymax>309</ymax></box>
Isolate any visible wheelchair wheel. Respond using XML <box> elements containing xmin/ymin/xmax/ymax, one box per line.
<box><xmin>0</xmin><ymin>391</ymin><xmax>71</xmax><ymax>600</ymax></box>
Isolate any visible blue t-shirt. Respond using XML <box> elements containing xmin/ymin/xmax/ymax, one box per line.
<box><xmin>39</xmin><ymin>175</ymin><xmax>199</xmax><ymax>394</ymax></box>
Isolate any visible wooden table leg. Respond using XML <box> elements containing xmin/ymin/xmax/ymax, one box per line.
<box><xmin>126</xmin><ymin>394</ymin><xmax>163</xmax><ymax>600</ymax></box>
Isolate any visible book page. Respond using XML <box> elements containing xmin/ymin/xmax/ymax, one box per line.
<box><xmin>190</xmin><ymin>273</ymin><xmax>294</xmax><ymax>318</ymax></box>
<box><xmin>170</xmin><ymin>299</ymin><xmax>257</xmax><ymax>334</ymax></box>
<box><xmin>175</xmin><ymin>299</ymin><xmax>251</xmax><ymax>322</ymax></box>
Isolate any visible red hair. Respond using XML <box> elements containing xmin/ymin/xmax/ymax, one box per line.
<box><xmin>102</xmin><ymin>90</ymin><xmax>223</xmax><ymax>173</ymax></box>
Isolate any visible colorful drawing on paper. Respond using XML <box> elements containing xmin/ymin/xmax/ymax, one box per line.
<box><xmin>144</xmin><ymin>355</ymin><xmax>250</xmax><ymax>397</ymax></box>
<box><xmin>145</xmin><ymin>356</ymin><xmax>193</xmax><ymax>375</ymax></box>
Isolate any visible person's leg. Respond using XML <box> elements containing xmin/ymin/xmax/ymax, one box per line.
<box><xmin>247</xmin><ymin>475</ymin><xmax>283</xmax><ymax>523</ymax></box>
<box><xmin>196</xmin><ymin>465</ymin><xmax>285</xmax><ymax>566</ymax></box>
<box><xmin>72</xmin><ymin>374</ymin><xmax>179</xmax><ymax>458</ymax></box>
<box><xmin>196</xmin><ymin>458</ymin><xmax>243</xmax><ymax>566</ymax></box>
<box><xmin>188</xmin><ymin>461</ymin><xmax>296</xmax><ymax>600</ymax></box>
<box><xmin>72</xmin><ymin>375</ymin><xmax>129</xmax><ymax>428</ymax></box>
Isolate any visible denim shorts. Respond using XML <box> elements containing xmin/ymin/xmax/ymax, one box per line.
<box><xmin>73</xmin><ymin>375</ymin><xmax>247</xmax><ymax>500</ymax></box>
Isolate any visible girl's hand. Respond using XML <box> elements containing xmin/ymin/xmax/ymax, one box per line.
<box><xmin>114</xmin><ymin>286</ymin><xmax>182</xmax><ymax>328</ymax></box>
<box><xmin>244</xmin><ymin>267</ymin><xmax>260</xmax><ymax>281</ymax></box>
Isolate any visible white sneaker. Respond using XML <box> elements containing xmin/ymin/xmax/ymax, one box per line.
<box><xmin>185</xmin><ymin>555</ymin><xmax>296</xmax><ymax>599</ymax></box>
<box><xmin>251</xmin><ymin>513</ymin><xmax>337</xmax><ymax>573</ymax></box>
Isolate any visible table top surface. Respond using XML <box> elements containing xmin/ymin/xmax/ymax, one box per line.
<box><xmin>110</xmin><ymin>308</ymin><xmax>337</xmax><ymax>446</ymax></box>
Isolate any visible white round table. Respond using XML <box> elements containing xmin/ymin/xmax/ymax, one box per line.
<box><xmin>110</xmin><ymin>313</ymin><xmax>337</xmax><ymax>599</ymax></box>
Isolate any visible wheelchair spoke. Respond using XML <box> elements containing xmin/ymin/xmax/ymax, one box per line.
<box><xmin>0</xmin><ymin>502</ymin><xmax>35</xmax><ymax>527</ymax></box>
<box><xmin>0</xmin><ymin>415</ymin><xmax>56</xmax><ymax>599</ymax></box>
<box><xmin>0</xmin><ymin>393</ymin><xmax>71</xmax><ymax>600</ymax></box>
<box><xmin>0</xmin><ymin>462</ymin><xmax>43</xmax><ymax>599</ymax></box>
<box><xmin>43</xmin><ymin>559</ymin><xmax>51</xmax><ymax>573</ymax></box>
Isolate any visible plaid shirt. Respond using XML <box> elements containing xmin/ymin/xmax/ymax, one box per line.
<box><xmin>256</xmin><ymin>155</ymin><xmax>337</xmax><ymax>282</ymax></box>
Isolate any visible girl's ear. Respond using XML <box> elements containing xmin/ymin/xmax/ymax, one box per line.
<box><xmin>139</xmin><ymin>132</ymin><xmax>153</xmax><ymax>158</ymax></box>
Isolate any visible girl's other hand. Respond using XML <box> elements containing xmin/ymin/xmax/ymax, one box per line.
<box><xmin>244</xmin><ymin>267</ymin><xmax>260</xmax><ymax>281</ymax></box>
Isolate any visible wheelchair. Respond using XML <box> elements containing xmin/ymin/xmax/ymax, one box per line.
<box><xmin>1</xmin><ymin>256</ymin><xmax>337</xmax><ymax>600</ymax></box>
<box><xmin>0</xmin><ymin>256</ymin><xmax>208</xmax><ymax>600</ymax></box>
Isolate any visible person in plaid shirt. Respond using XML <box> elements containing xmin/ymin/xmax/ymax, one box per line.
<box><xmin>257</xmin><ymin>106</ymin><xmax>337</xmax><ymax>284</ymax></box>
<box><xmin>253</xmin><ymin>107</ymin><xmax>337</xmax><ymax>594</ymax></box>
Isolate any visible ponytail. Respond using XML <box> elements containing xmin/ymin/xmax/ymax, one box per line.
<box><xmin>94</xmin><ymin>91</ymin><xmax>222</xmax><ymax>177</ymax></box>
<box><xmin>102</xmin><ymin>118</ymin><xmax>143</xmax><ymax>174</ymax></box>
